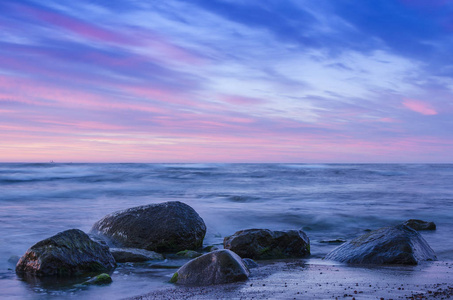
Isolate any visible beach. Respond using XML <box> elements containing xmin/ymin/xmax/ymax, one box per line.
<box><xmin>130</xmin><ymin>260</ymin><xmax>453</xmax><ymax>300</ymax></box>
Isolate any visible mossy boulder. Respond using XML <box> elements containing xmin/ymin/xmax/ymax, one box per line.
<box><xmin>403</xmin><ymin>219</ymin><xmax>436</xmax><ymax>231</ymax></box>
<box><xmin>325</xmin><ymin>225</ymin><xmax>436</xmax><ymax>265</ymax></box>
<box><xmin>91</xmin><ymin>201</ymin><xmax>206</xmax><ymax>252</ymax></box>
<box><xmin>224</xmin><ymin>229</ymin><xmax>310</xmax><ymax>259</ymax></box>
<box><xmin>82</xmin><ymin>273</ymin><xmax>112</xmax><ymax>285</ymax></box>
<box><xmin>171</xmin><ymin>249</ymin><xmax>249</xmax><ymax>285</ymax></box>
<box><xmin>16</xmin><ymin>229</ymin><xmax>116</xmax><ymax>277</ymax></box>
<box><xmin>110</xmin><ymin>248</ymin><xmax>164</xmax><ymax>263</ymax></box>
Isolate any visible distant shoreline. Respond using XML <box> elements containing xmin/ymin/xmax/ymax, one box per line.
<box><xmin>127</xmin><ymin>259</ymin><xmax>453</xmax><ymax>300</ymax></box>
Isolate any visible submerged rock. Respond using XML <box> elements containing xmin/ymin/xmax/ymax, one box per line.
<box><xmin>223</xmin><ymin>229</ymin><xmax>310</xmax><ymax>259</ymax></box>
<box><xmin>403</xmin><ymin>219</ymin><xmax>436</xmax><ymax>231</ymax></box>
<box><xmin>170</xmin><ymin>249</ymin><xmax>249</xmax><ymax>285</ymax></box>
<box><xmin>8</xmin><ymin>255</ymin><xmax>20</xmax><ymax>265</ymax></box>
<box><xmin>325</xmin><ymin>225</ymin><xmax>436</xmax><ymax>265</ymax></box>
<box><xmin>110</xmin><ymin>248</ymin><xmax>164</xmax><ymax>263</ymax></box>
<box><xmin>176</xmin><ymin>250</ymin><xmax>202</xmax><ymax>259</ymax></box>
<box><xmin>319</xmin><ymin>239</ymin><xmax>346</xmax><ymax>244</ymax></box>
<box><xmin>82</xmin><ymin>273</ymin><xmax>112</xmax><ymax>285</ymax></box>
<box><xmin>91</xmin><ymin>201</ymin><xmax>206</xmax><ymax>252</ymax></box>
<box><xmin>16</xmin><ymin>229</ymin><xmax>116</xmax><ymax>276</ymax></box>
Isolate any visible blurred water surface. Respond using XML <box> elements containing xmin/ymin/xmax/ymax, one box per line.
<box><xmin>1</xmin><ymin>163</ymin><xmax>452</xmax><ymax>299</ymax></box>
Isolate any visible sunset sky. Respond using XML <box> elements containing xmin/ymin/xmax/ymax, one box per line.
<box><xmin>1</xmin><ymin>0</ymin><xmax>452</xmax><ymax>163</ymax></box>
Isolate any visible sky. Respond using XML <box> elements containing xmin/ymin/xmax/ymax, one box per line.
<box><xmin>0</xmin><ymin>0</ymin><xmax>452</xmax><ymax>163</ymax></box>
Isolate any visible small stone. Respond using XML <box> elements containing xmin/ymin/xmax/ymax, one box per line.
<box><xmin>403</xmin><ymin>219</ymin><xmax>436</xmax><ymax>231</ymax></box>
<box><xmin>82</xmin><ymin>273</ymin><xmax>113</xmax><ymax>285</ymax></box>
<box><xmin>7</xmin><ymin>255</ymin><xmax>20</xmax><ymax>265</ymax></box>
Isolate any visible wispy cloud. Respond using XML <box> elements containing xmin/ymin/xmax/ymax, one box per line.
<box><xmin>0</xmin><ymin>0</ymin><xmax>452</xmax><ymax>162</ymax></box>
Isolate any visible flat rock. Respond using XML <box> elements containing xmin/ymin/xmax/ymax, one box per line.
<box><xmin>223</xmin><ymin>229</ymin><xmax>310</xmax><ymax>259</ymax></box>
<box><xmin>91</xmin><ymin>201</ymin><xmax>206</xmax><ymax>252</ymax></box>
<box><xmin>16</xmin><ymin>229</ymin><xmax>116</xmax><ymax>276</ymax></box>
<box><xmin>325</xmin><ymin>225</ymin><xmax>436</xmax><ymax>265</ymax></box>
<box><xmin>110</xmin><ymin>248</ymin><xmax>164</xmax><ymax>262</ymax></box>
<box><xmin>403</xmin><ymin>219</ymin><xmax>436</xmax><ymax>231</ymax></box>
<box><xmin>170</xmin><ymin>249</ymin><xmax>249</xmax><ymax>286</ymax></box>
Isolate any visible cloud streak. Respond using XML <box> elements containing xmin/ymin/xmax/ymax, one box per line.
<box><xmin>0</xmin><ymin>0</ymin><xmax>452</xmax><ymax>162</ymax></box>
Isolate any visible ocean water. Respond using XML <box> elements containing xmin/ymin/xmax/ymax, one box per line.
<box><xmin>1</xmin><ymin>163</ymin><xmax>452</xmax><ymax>299</ymax></box>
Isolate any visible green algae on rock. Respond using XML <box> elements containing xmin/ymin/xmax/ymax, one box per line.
<box><xmin>16</xmin><ymin>229</ymin><xmax>116</xmax><ymax>277</ymax></box>
<box><xmin>82</xmin><ymin>273</ymin><xmax>113</xmax><ymax>285</ymax></box>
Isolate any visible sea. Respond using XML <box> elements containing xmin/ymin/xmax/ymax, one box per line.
<box><xmin>1</xmin><ymin>163</ymin><xmax>452</xmax><ymax>299</ymax></box>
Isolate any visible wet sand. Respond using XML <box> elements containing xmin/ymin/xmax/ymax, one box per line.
<box><xmin>127</xmin><ymin>259</ymin><xmax>453</xmax><ymax>299</ymax></box>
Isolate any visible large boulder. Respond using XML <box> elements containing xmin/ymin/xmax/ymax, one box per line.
<box><xmin>16</xmin><ymin>229</ymin><xmax>116</xmax><ymax>276</ymax></box>
<box><xmin>91</xmin><ymin>201</ymin><xmax>206</xmax><ymax>252</ymax></box>
<box><xmin>170</xmin><ymin>249</ymin><xmax>249</xmax><ymax>285</ymax></box>
<box><xmin>223</xmin><ymin>229</ymin><xmax>310</xmax><ymax>259</ymax></box>
<box><xmin>324</xmin><ymin>225</ymin><xmax>436</xmax><ymax>265</ymax></box>
<box><xmin>403</xmin><ymin>219</ymin><xmax>436</xmax><ymax>231</ymax></box>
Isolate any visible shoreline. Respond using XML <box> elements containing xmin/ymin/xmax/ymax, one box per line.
<box><xmin>127</xmin><ymin>259</ymin><xmax>453</xmax><ymax>299</ymax></box>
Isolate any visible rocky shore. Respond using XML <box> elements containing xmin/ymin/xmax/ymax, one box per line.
<box><xmin>13</xmin><ymin>201</ymin><xmax>449</xmax><ymax>299</ymax></box>
<box><xmin>128</xmin><ymin>260</ymin><xmax>453</xmax><ymax>299</ymax></box>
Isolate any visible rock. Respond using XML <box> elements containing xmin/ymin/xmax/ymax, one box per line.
<box><xmin>8</xmin><ymin>255</ymin><xmax>20</xmax><ymax>265</ymax></box>
<box><xmin>320</xmin><ymin>239</ymin><xmax>346</xmax><ymax>244</ymax></box>
<box><xmin>91</xmin><ymin>201</ymin><xmax>206</xmax><ymax>252</ymax></box>
<box><xmin>242</xmin><ymin>258</ymin><xmax>258</xmax><ymax>269</ymax></box>
<box><xmin>203</xmin><ymin>245</ymin><xmax>221</xmax><ymax>252</ymax></box>
<box><xmin>403</xmin><ymin>219</ymin><xmax>436</xmax><ymax>231</ymax></box>
<box><xmin>82</xmin><ymin>273</ymin><xmax>112</xmax><ymax>285</ymax></box>
<box><xmin>170</xmin><ymin>249</ymin><xmax>249</xmax><ymax>285</ymax></box>
<box><xmin>325</xmin><ymin>225</ymin><xmax>436</xmax><ymax>265</ymax></box>
<box><xmin>110</xmin><ymin>248</ymin><xmax>164</xmax><ymax>263</ymax></box>
<box><xmin>176</xmin><ymin>250</ymin><xmax>202</xmax><ymax>259</ymax></box>
<box><xmin>16</xmin><ymin>229</ymin><xmax>116</xmax><ymax>276</ymax></box>
<box><xmin>223</xmin><ymin>229</ymin><xmax>310</xmax><ymax>259</ymax></box>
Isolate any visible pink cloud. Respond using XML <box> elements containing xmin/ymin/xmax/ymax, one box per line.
<box><xmin>402</xmin><ymin>98</ymin><xmax>437</xmax><ymax>115</ymax></box>
<box><xmin>220</xmin><ymin>95</ymin><xmax>266</xmax><ymax>105</ymax></box>
<box><xmin>14</xmin><ymin>3</ymin><xmax>137</xmax><ymax>45</ymax></box>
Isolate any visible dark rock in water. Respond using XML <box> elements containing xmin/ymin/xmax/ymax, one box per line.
<box><xmin>16</xmin><ymin>229</ymin><xmax>116</xmax><ymax>276</ymax></box>
<box><xmin>176</xmin><ymin>250</ymin><xmax>202</xmax><ymax>259</ymax></box>
<box><xmin>223</xmin><ymin>229</ymin><xmax>310</xmax><ymax>259</ymax></box>
<box><xmin>170</xmin><ymin>249</ymin><xmax>249</xmax><ymax>285</ymax></box>
<box><xmin>8</xmin><ymin>255</ymin><xmax>20</xmax><ymax>265</ymax></box>
<box><xmin>242</xmin><ymin>258</ymin><xmax>258</xmax><ymax>269</ymax></box>
<box><xmin>110</xmin><ymin>248</ymin><xmax>164</xmax><ymax>263</ymax></box>
<box><xmin>203</xmin><ymin>245</ymin><xmax>221</xmax><ymax>252</ymax></box>
<box><xmin>325</xmin><ymin>225</ymin><xmax>436</xmax><ymax>265</ymax></box>
<box><xmin>88</xmin><ymin>234</ymin><xmax>110</xmax><ymax>250</ymax></box>
<box><xmin>403</xmin><ymin>219</ymin><xmax>436</xmax><ymax>231</ymax></box>
<box><xmin>91</xmin><ymin>201</ymin><xmax>206</xmax><ymax>252</ymax></box>
<box><xmin>82</xmin><ymin>273</ymin><xmax>112</xmax><ymax>285</ymax></box>
<box><xmin>320</xmin><ymin>239</ymin><xmax>346</xmax><ymax>244</ymax></box>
